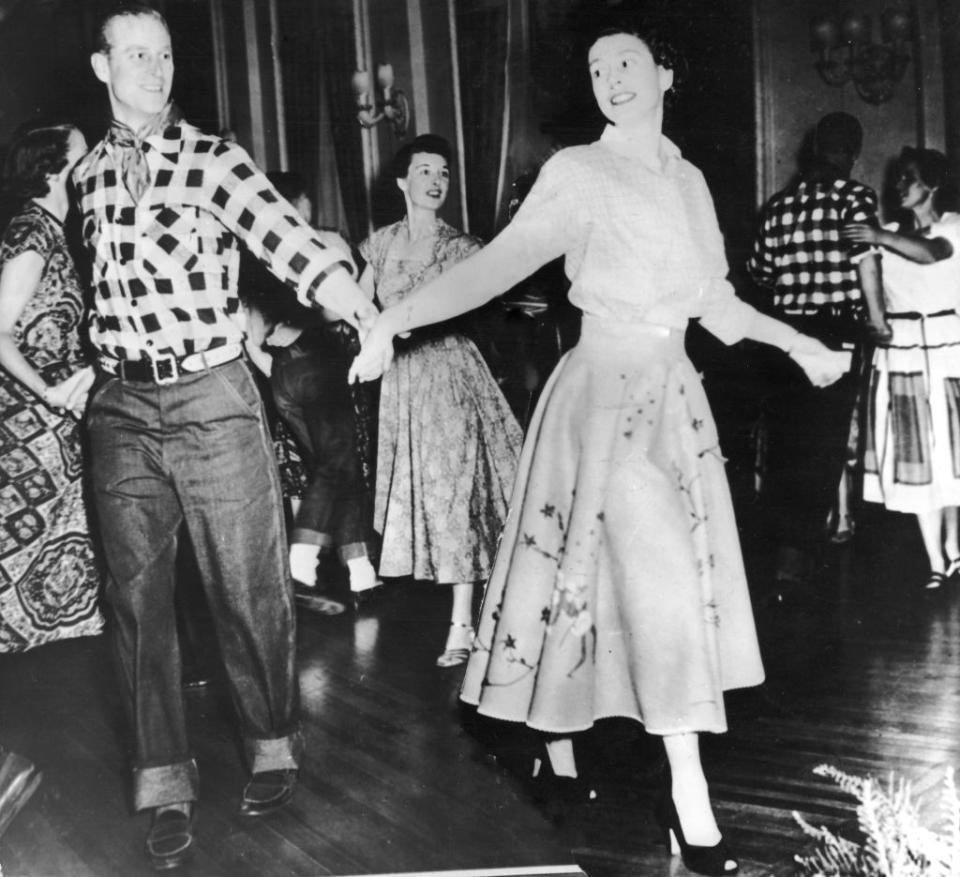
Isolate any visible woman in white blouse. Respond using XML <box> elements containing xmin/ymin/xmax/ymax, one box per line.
<box><xmin>351</xmin><ymin>14</ymin><xmax>848</xmax><ymax>876</ymax></box>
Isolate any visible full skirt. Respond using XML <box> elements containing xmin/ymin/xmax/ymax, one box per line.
<box><xmin>0</xmin><ymin>370</ymin><xmax>103</xmax><ymax>652</ymax></box>
<box><xmin>460</xmin><ymin>317</ymin><xmax>764</xmax><ymax>735</ymax></box>
<box><xmin>375</xmin><ymin>333</ymin><xmax>522</xmax><ymax>583</ymax></box>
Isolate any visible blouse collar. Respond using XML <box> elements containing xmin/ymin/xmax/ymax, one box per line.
<box><xmin>599</xmin><ymin>124</ymin><xmax>682</xmax><ymax>172</ymax></box>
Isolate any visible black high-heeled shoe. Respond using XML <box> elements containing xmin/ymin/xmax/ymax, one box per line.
<box><xmin>654</xmin><ymin>791</ymin><xmax>739</xmax><ymax>876</ymax></box>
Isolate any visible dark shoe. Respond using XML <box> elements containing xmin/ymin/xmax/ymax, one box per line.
<box><xmin>654</xmin><ymin>792</ymin><xmax>738</xmax><ymax>876</ymax></box>
<box><xmin>925</xmin><ymin>571</ymin><xmax>947</xmax><ymax>591</ymax></box>
<box><xmin>239</xmin><ymin>769</ymin><xmax>297</xmax><ymax>817</ymax></box>
<box><xmin>294</xmin><ymin>588</ymin><xmax>346</xmax><ymax>615</ymax></box>
<box><xmin>145</xmin><ymin>805</ymin><xmax>194</xmax><ymax>870</ymax></box>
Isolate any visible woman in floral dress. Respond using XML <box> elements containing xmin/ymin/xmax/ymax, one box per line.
<box><xmin>0</xmin><ymin>123</ymin><xmax>103</xmax><ymax>652</ymax></box>
<box><xmin>358</xmin><ymin>134</ymin><xmax>522</xmax><ymax>667</ymax></box>
<box><xmin>351</xmin><ymin>17</ymin><xmax>849</xmax><ymax>876</ymax></box>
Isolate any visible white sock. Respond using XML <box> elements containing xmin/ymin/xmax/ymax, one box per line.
<box><xmin>289</xmin><ymin>543</ymin><xmax>320</xmax><ymax>587</ymax></box>
<box><xmin>346</xmin><ymin>556</ymin><xmax>377</xmax><ymax>592</ymax></box>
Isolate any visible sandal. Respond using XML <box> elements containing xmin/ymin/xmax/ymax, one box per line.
<box><xmin>436</xmin><ymin>622</ymin><xmax>474</xmax><ymax>667</ymax></box>
<box><xmin>925</xmin><ymin>571</ymin><xmax>946</xmax><ymax>590</ymax></box>
<box><xmin>946</xmin><ymin>557</ymin><xmax>960</xmax><ymax>579</ymax></box>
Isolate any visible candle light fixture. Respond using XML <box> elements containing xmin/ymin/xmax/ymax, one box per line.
<box><xmin>809</xmin><ymin>6</ymin><xmax>913</xmax><ymax>104</ymax></box>
<box><xmin>352</xmin><ymin>64</ymin><xmax>409</xmax><ymax>137</ymax></box>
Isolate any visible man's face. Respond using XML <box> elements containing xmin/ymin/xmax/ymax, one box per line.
<box><xmin>91</xmin><ymin>13</ymin><xmax>173</xmax><ymax>130</ymax></box>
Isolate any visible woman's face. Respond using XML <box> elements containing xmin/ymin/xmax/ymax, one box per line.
<box><xmin>398</xmin><ymin>152</ymin><xmax>450</xmax><ymax>212</ymax></box>
<box><xmin>588</xmin><ymin>32</ymin><xmax>673</xmax><ymax>127</ymax></box>
<box><xmin>896</xmin><ymin>161</ymin><xmax>935</xmax><ymax>213</ymax></box>
<box><xmin>64</xmin><ymin>128</ymin><xmax>88</xmax><ymax>175</ymax></box>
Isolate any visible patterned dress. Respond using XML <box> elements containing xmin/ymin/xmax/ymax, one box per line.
<box><xmin>460</xmin><ymin>127</ymin><xmax>765</xmax><ymax>735</ymax></box>
<box><xmin>863</xmin><ymin>214</ymin><xmax>960</xmax><ymax>513</ymax></box>
<box><xmin>0</xmin><ymin>202</ymin><xmax>103</xmax><ymax>652</ymax></box>
<box><xmin>359</xmin><ymin>219</ymin><xmax>522</xmax><ymax>584</ymax></box>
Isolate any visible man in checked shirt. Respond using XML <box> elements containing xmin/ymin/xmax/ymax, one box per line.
<box><xmin>73</xmin><ymin>3</ymin><xmax>377</xmax><ymax>868</ymax></box>
<box><xmin>748</xmin><ymin>112</ymin><xmax>889</xmax><ymax>603</ymax></box>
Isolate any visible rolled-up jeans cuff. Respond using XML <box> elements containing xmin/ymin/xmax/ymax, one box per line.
<box><xmin>290</xmin><ymin>529</ymin><xmax>333</xmax><ymax>548</ymax></box>
<box><xmin>246</xmin><ymin>729</ymin><xmax>303</xmax><ymax>774</ymax></box>
<box><xmin>338</xmin><ymin>541</ymin><xmax>369</xmax><ymax>563</ymax></box>
<box><xmin>133</xmin><ymin>759</ymin><xmax>199</xmax><ymax>811</ymax></box>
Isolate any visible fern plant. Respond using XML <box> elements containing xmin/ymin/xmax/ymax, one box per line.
<box><xmin>794</xmin><ymin>764</ymin><xmax>960</xmax><ymax>876</ymax></box>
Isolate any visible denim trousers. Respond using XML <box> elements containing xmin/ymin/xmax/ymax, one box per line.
<box><xmin>270</xmin><ymin>333</ymin><xmax>372</xmax><ymax>562</ymax></box>
<box><xmin>87</xmin><ymin>360</ymin><xmax>301</xmax><ymax>811</ymax></box>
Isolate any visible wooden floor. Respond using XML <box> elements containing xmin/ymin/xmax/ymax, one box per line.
<box><xmin>1</xmin><ymin>501</ymin><xmax>959</xmax><ymax>877</ymax></box>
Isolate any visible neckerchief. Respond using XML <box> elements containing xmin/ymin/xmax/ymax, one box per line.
<box><xmin>106</xmin><ymin>102</ymin><xmax>182</xmax><ymax>204</ymax></box>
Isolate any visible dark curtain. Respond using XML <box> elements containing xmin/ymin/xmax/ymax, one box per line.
<box><xmin>277</xmin><ymin>0</ymin><xmax>368</xmax><ymax>243</ymax></box>
<box><xmin>456</xmin><ymin>0</ymin><xmax>509</xmax><ymax>242</ymax></box>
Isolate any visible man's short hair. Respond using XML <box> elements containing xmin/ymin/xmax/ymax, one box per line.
<box><xmin>93</xmin><ymin>2</ymin><xmax>169</xmax><ymax>55</ymax></box>
<box><xmin>813</xmin><ymin>112</ymin><xmax>863</xmax><ymax>162</ymax></box>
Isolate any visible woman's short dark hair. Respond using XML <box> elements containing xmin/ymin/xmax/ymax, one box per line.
<box><xmin>392</xmin><ymin>134</ymin><xmax>452</xmax><ymax>180</ymax></box>
<box><xmin>2</xmin><ymin>124</ymin><xmax>77</xmax><ymax>201</ymax></box>
<box><xmin>898</xmin><ymin>146</ymin><xmax>958</xmax><ymax>214</ymax></box>
<box><xmin>582</xmin><ymin>8</ymin><xmax>687</xmax><ymax>101</ymax></box>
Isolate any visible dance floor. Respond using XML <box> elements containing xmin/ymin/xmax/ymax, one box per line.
<box><xmin>1</xmin><ymin>501</ymin><xmax>958</xmax><ymax>876</ymax></box>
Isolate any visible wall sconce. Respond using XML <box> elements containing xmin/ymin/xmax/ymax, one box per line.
<box><xmin>809</xmin><ymin>7</ymin><xmax>913</xmax><ymax>104</ymax></box>
<box><xmin>351</xmin><ymin>64</ymin><xmax>409</xmax><ymax>137</ymax></box>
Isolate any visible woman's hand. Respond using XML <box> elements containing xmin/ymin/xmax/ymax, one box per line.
<box><xmin>840</xmin><ymin>223</ymin><xmax>880</xmax><ymax>246</ymax></box>
<box><xmin>789</xmin><ymin>335</ymin><xmax>852</xmax><ymax>387</ymax></box>
<box><xmin>46</xmin><ymin>366</ymin><xmax>95</xmax><ymax>414</ymax></box>
<box><xmin>348</xmin><ymin>314</ymin><xmax>395</xmax><ymax>383</ymax></box>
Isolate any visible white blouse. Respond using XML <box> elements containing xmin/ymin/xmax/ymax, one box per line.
<box><xmin>501</xmin><ymin>125</ymin><xmax>757</xmax><ymax>345</ymax></box>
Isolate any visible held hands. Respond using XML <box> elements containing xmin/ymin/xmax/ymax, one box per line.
<box><xmin>788</xmin><ymin>334</ymin><xmax>851</xmax><ymax>387</ymax></box>
<box><xmin>348</xmin><ymin>313</ymin><xmax>395</xmax><ymax>383</ymax></box>
<box><xmin>46</xmin><ymin>366</ymin><xmax>95</xmax><ymax>415</ymax></box>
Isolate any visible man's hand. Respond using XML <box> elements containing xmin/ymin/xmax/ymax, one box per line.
<box><xmin>348</xmin><ymin>314</ymin><xmax>394</xmax><ymax>383</ymax></box>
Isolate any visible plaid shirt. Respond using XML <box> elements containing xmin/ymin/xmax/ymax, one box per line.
<box><xmin>747</xmin><ymin>177</ymin><xmax>878</xmax><ymax>316</ymax></box>
<box><xmin>74</xmin><ymin>122</ymin><xmax>354</xmax><ymax>361</ymax></box>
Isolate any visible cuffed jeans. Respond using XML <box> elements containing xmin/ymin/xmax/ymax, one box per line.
<box><xmin>271</xmin><ymin>332</ymin><xmax>373</xmax><ymax>562</ymax></box>
<box><xmin>87</xmin><ymin>360</ymin><xmax>301</xmax><ymax>811</ymax></box>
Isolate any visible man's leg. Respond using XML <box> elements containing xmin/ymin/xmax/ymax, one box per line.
<box><xmin>171</xmin><ymin>362</ymin><xmax>301</xmax><ymax>812</ymax></box>
<box><xmin>87</xmin><ymin>376</ymin><xmax>197</xmax><ymax>812</ymax></box>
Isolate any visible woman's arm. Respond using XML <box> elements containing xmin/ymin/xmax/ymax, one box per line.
<box><xmin>348</xmin><ymin>230</ymin><xmax>545</xmax><ymax>383</ymax></box>
<box><xmin>841</xmin><ymin>224</ymin><xmax>953</xmax><ymax>264</ymax></box>
<box><xmin>0</xmin><ymin>250</ymin><xmax>92</xmax><ymax>412</ymax></box>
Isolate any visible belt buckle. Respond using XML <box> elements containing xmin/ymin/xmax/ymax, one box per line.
<box><xmin>151</xmin><ymin>353</ymin><xmax>179</xmax><ymax>385</ymax></box>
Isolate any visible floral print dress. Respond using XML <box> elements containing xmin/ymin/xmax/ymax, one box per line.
<box><xmin>359</xmin><ymin>219</ymin><xmax>522</xmax><ymax>584</ymax></box>
<box><xmin>0</xmin><ymin>203</ymin><xmax>104</xmax><ymax>652</ymax></box>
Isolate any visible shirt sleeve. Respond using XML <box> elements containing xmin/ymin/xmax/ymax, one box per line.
<box><xmin>746</xmin><ymin>205</ymin><xmax>777</xmax><ymax>288</ymax></box>
<box><xmin>0</xmin><ymin>213</ymin><xmax>54</xmax><ymax>264</ymax></box>
<box><xmin>495</xmin><ymin>151</ymin><xmax>583</xmax><ymax>272</ymax></box>
<box><xmin>204</xmin><ymin>140</ymin><xmax>357</xmax><ymax>310</ymax></box>
<box><xmin>841</xmin><ymin>183</ymin><xmax>879</xmax><ymax>262</ymax></box>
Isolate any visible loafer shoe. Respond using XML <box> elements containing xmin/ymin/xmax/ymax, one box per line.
<box><xmin>239</xmin><ymin>769</ymin><xmax>297</xmax><ymax>817</ymax></box>
<box><xmin>145</xmin><ymin>805</ymin><xmax>194</xmax><ymax>870</ymax></box>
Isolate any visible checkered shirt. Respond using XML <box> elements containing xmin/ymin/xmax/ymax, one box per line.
<box><xmin>747</xmin><ymin>177</ymin><xmax>878</xmax><ymax>316</ymax></box>
<box><xmin>74</xmin><ymin>122</ymin><xmax>354</xmax><ymax>361</ymax></box>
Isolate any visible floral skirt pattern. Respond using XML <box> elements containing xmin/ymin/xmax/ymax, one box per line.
<box><xmin>0</xmin><ymin>369</ymin><xmax>103</xmax><ymax>652</ymax></box>
<box><xmin>863</xmin><ymin>310</ymin><xmax>960</xmax><ymax>514</ymax></box>
<box><xmin>460</xmin><ymin>317</ymin><xmax>765</xmax><ymax>735</ymax></box>
<box><xmin>375</xmin><ymin>333</ymin><xmax>522</xmax><ymax>583</ymax></box>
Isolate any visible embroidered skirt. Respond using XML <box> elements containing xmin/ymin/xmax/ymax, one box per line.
<box><xmin>863</xmin><ymin>310</ymin><xmax>960</xmax><ymax>514</ymax></box>
<box><xmin>460</xmin><ymin>317</ymin><xmax>765</xmax><ymax>735</ymax></box>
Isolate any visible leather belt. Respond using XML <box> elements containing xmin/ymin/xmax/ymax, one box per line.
<box><xmin>98</xmin><ymin>343</ymin><xmax>244</xmax><ymax>385</ymax></box>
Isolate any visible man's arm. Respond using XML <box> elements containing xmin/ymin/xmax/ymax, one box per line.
<box><xmin>205</xmin><ymin>140</ymin><xmax>377</xmax><ymax>330</ymax></box>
